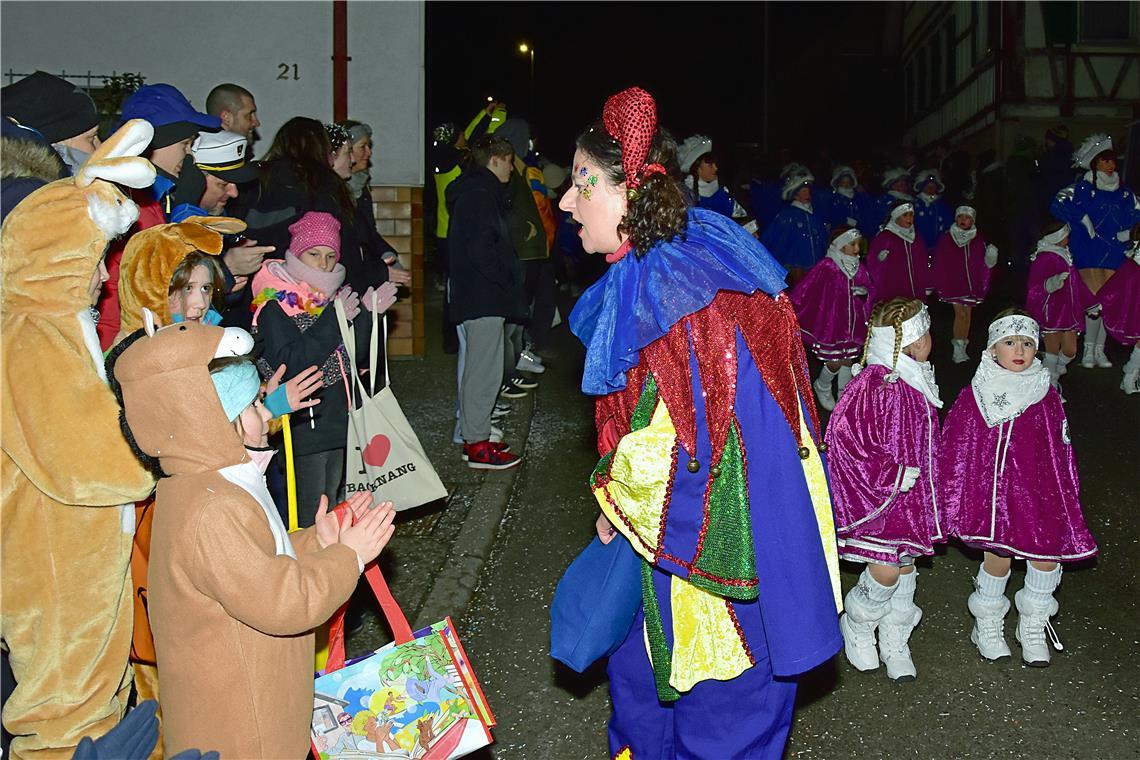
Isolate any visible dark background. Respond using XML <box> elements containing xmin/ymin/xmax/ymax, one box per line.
<box><xmin>426</xmin><ymin>1</ymin><xmax>902</xmax><ymax>183</ymax></box>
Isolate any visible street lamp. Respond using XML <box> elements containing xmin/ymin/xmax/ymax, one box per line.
<box><xmin>518</xmin><ymin>41</ymin><xmax>535</xmax><ymax>104</ymax></box>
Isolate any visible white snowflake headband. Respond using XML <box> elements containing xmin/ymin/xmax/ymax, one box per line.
<box><xmin>890</xmin><ymin>203</ymin><xmax>914</xmax><ymax>220</ymax></box>
<box><xmin>955</xmin><ymin>205</ymin><xmax>976</xmax><ymax>219</ymax></box>
<box><xmin>988</xmin><ymin>315</ymin><xmax>1040</xmax><ymax>349</ymax></box>
<box><xmin>829</xmin><ymin>228</ymin><xmax>861</xmax><ymax>254</ymax></box>
<box><xmin>872</xmin><ymin>303</ymin><xmax>930</xmax><ymax>348</ymax></box>
<box><xmin>1037</xmin><ymin>224</ymin><xmax>1070</xmax><ymax>250</ymax></box>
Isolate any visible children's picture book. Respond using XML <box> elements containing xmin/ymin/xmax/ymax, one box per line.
<box><xmin>312</xmin><ymin>618</ymin><xmax>494</xmax><ymax>760</ymax></box>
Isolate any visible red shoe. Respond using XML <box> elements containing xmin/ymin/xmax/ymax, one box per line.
<box><xmin>463</xmin><ymin>440</ymin><xmax>522</xmax><ymax>470</ymax></box>
<box><xmin>460</xmin><ymin>440</ymin><xmax>511</xmax><ymax>461</ymax></box>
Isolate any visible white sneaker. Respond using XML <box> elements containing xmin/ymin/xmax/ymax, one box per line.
<box><xmin>878</xmin><ymin>605</ymin><xmax>921</xmax><ymax>682</ymax></box>
<box><xmin>839</xmin><ymin>570</ymin><xmax>896</xmax><ymax>672</ymax></box>
<box><xmin>516</xmin><ymin>350</ymin><xmax>545</xmax><ymax>374</ymax></box>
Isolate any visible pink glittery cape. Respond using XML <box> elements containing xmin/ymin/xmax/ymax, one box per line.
<box><xmin>789</xmin><ymin>257</ymin><xmax>873</xmax><ymax>361</ymax></box>
<box><xmin>941</xmin><ymin>385</ymin><xmax>1097</xmax><ymax>562</ymax></box>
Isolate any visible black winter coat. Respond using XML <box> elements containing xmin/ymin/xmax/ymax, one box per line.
<box><xmin>445</xmin><ymin>167</ymin><xmax>527</xmax><ymax>323</ymax></box>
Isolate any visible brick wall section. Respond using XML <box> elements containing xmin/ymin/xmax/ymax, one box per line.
<box><xmin>371</xmin><ymin>186</ymin><xmax>425</xmax><ymax>357</ymax></box>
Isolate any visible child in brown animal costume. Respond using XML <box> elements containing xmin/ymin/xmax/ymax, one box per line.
<box><xmin>0</xmin><ymin>119</ymin><xmax>159</xmax><ymax>759</ymax></box>
<box><xmin>115</xmin><ymin>217</ymin><xmax>323</xmax><ymax>739</ymax></box>
<box><xmin>111</xmin><ymin>319</ymin><xmax>395</xmax><ymax>758</ymax></box>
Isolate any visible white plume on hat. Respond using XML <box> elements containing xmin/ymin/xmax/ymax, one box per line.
<box><xmin>678</xmin><ymin>135</ymin><xmax>713</xmax><ymax>174</ymax></box>
<box><xmin>1072</xmin><ymin>133</ymin><xmax>1112</xmax><ymax>169</ymax></box>
<box><xmin>781</xmin><ymin>171</ymin><xmax>815</xmax><ymax>200</ymax></box>
<box><xmin>831</xmin><ymin>165</ymin><xmax>858</xmax><ymax>190</ymax></box>
<box><xmin>779</xmin><ymin>161</ymin><xmax>807</xmax><ymax>181</ymax></box>
<box><xmin>882</xmin><ymin>167</ymin><xmax>909</xmax><ymax>188</ymax></box>
<box><xmin>913</xmin><ymin>168</ymin><xmax>944</xmax><ymax>193</ymax></box>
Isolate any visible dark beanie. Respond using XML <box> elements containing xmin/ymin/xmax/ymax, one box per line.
<box><xmin>495</xmin><ymin>119</ymin><xmax>531</xmax><ymax>158</ymax></box>
<box><xmin>0</xmin><ymin>71</ymin><xmax>98</xmax><ymax>143</ymax></box>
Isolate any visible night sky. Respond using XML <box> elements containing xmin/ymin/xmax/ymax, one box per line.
<box><xmin>427</xmin><ymin>1</ymin><xmax>900</xmax><ymax>184</ymax></box>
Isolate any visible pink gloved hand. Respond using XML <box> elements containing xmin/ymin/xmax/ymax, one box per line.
<box><xmin>337</xmin><ymin>287</ymin><xmax>361</xmax><ymax>320</ymax></box>
<box><xmin>363</xmin><ymin>281</ymin><xmax>399</xmax><ymax>314</ymax></box>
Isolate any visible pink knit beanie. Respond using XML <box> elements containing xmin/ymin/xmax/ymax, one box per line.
<box><xmin>288</xmin><ymin>211</ymin><xmax>341</xmax><ymax>259</ymax></box>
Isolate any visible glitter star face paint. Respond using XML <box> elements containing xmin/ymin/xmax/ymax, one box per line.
<box><xmin>559</xmin><ymin>149</ymin><xmax>629</xmax><ymax>255</ymax></box>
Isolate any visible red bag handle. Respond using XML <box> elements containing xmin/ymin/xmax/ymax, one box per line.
<box><xmin>324</xmin><ymin>503</ymin><xmax>414</xmax><ymax>673</ymax></box>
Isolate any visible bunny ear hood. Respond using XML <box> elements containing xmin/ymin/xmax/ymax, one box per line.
<box><xmin>1</xmin><ymin>119</ymin><xmax>157</xmax><ymax>316</ymax></box>
<box><xmin>118</xmin><ymin>216</ymin><xmax>245</xmax><ymax>333</ymax></box>
<box><xmin>113</xmin><ymin>321</ymin><xmax>252</xmax><ymax>476</ymax></box>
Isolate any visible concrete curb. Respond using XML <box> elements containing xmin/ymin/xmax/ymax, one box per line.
<box><xmin>412</xmin><ymin>391</ymin><xmax>536</xmax><ymax>628</ymax></box>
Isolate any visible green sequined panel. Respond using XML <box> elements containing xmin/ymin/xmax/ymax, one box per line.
<box><xmin>641</xmin><ymin>560</ymin><xmax>681</xmax><ymax>703</ymax></box>
<box><xmin>689</xmin><ymin>421</ymin><xmax>758</xmax><ymax>600</ymax></box>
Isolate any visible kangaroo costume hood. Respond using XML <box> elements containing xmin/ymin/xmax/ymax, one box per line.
<box><xmin>0</xmin><ymin>119</ymin><xmax>159</xmax><ymax>757</ymax></box>
<box><xmin>111</xmin><ymin>320</ymin><xmax>362</xmax><ymax>758</ymax></box>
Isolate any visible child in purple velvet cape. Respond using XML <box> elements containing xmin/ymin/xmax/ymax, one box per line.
<box><xmin>1097</xmin><ymin>237</ymin><xmax>1140</xmax><ymax>394</ymax></box>
<box><xmin>1026</xmin><ymin>223</ymin><xmax>1094</xmax><ymax>398</ymax></box>
<box><xmin>942</xmin><ymin>310</ymin><xmax>1097</xmax><ymax>668</ymax></box>
<box><xmin>864</xmin><ymin>202</ymin><xmax>931</xmax><ymax>301</ymax></box>
<box><xmin>932</xmin><ymin>205</ymin><xmax>998</xmax><ymax>364</ymax></box>
<box><xmin>824</xmin><ymin>298</ymin><xmax>944</xmax><ymax>682</ymax></box>
<box><xmin>790</xmin><ymin>227</ymin><xmax>873</xmax><ymax>412</ymax></box>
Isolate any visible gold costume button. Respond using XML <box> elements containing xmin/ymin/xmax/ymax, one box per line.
<box><xmin>687</xmin><ymin>459</ymin><xmax>701</xmax><ymax>473</ymax></box>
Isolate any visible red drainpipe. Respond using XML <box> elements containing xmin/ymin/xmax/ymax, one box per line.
<box><xmin>332</xmin><ymin>0</ymin><xmax>349</xmax><ymax>121</ymax></box>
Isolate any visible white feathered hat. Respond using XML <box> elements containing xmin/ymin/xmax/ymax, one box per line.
<box><xmin>779</xmin><ymin>161</ymin><xmax>808</xmax><ymax>181</ymax></box>
<box><xmin>678</xmin><ymin>135</ymin><xmax>713</xmax><ymax>174</ymax></box>
<box><xmin>781</xmin><ymin>171</ymin><xmax>815</xmax><ymax>200</ymax></box>
<box><xmin>1072</xmin><ymin>133</ymin><xmax>1113</xmax><ymax>169</ymax></box>
<box><xmin>882</xmin><ymin>167</ymin><xmax>909</xmax><ymax>189</ymax></box>
<box><xmin>831</xmin><ymin>165</ymin><xmax>858</xmax><ymax>189</ymax></box>
<box><xmin>913</xmin><ymin>168</ymin><xmax>944</xmax><ymax>193</ymax></box>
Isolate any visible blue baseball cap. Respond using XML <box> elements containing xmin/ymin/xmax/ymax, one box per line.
<box><xmin>121</xmin><ymin>84</ymin><xmax>220</xmax><ymax>148</ymax></box>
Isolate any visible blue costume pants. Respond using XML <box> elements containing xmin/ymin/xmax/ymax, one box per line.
<box><xmin>607</xmin><ymin>610</ymin><xmax>797</xmax><ymax>760</ymax></box>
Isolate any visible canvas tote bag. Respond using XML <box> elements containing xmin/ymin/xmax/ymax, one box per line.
<box><xmin>335</xmin><ymin>299</ymin><xmax>447</xmax><ymax>510</ymax></box>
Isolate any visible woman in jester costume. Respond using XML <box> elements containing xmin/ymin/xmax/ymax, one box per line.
<box><xmin>563</xmin><ymin>87</ymin><xmax>842</xmax><ymax>760</ymax></box>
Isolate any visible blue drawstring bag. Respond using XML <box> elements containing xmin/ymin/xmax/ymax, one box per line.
<box><xmin>550</xmin><ymin>534</ymin><xmax>643</xmax><ymax>672</ymax></box>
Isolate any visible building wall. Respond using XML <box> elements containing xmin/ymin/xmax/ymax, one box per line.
<box><xmin>902</xmin><ymin>0</ymin><xmax>1140</xmax><ymax>157</ymax></box>
<box><xmin>0</xmin><ymin>0</ymin><xmax>424</xmax><ymax>185</ymax></box>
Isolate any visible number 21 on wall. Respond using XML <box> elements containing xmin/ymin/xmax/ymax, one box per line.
<box><xmin>277</xmin><ymin>63</ymin><xmax>299</xmax><ymax>81</ymax></box>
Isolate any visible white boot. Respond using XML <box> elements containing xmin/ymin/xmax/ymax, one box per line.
<box><xmin>1054</xmin><ymin>353</ymin><xmax>1074</xmax><ymax>403</ymax></box>
<box><xmin>1085</xmin><ymin>317</ymin><xmax>1113</xmax><ymax>368</ymax></box>
<box><xmin>951</xmin><ymin>339</ymin><xmax>970</xmax><ymax>364</ymax></box>
<box><xmin>967</xmin><ymin>565</ymin><xmax>1012</xmax><ymax>661</ymax></box>
<box><xmin>836</xmin><ymin>364</ymin><xmax>853</xmax><ymax>399</ymax></box>
<box><xmin>1014</xmin><ymin>564</ymin><xmax>1064</xmax><ymax>667</ymax></box>
<box><xmin>1042</xmin><ymin>353</ymin><xmax>1061</xmax><ymax>389</ymax></box>
<box><xmin>839</xmin><ymin>568</ymin><xmax>896</xmax><ymax>672</ymax></box>
<box><xmin>878</xmin><ymin>569</ymin><xmax>921</xmax><ymax>682</ymax></box>
<box><xmin>1121</xmin><ymin>347</ymin><xmax>1140</xmax><ymax>395</ymax></box>
<box><xmin>814</xmin><ymin>365</ymin><xmax>838</xmax><ymax>411</ymax></box>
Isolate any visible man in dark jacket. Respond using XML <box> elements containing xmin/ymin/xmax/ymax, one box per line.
<box><xmin>446</xmin><ymin>134</ymin><xmax>525</xmax><ymax>469</ymax></box>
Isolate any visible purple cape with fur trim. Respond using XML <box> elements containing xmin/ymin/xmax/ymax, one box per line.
<box><xmin>933</xmin><ymin>231</ymin><xmax>993</xmax><ymax>305</ymax></box>
<box><xmin>864</xmin><ymin>229</ymin><xmax>931</xmax><ymax>301</ymax></box>
<box><xmin>823</xmin><ymin>364</ymin><xmax>945</xmax><ymax>564</ymax></box>
<box><xmin>789</xmin><ymin>256</ymin><xmax>873</xmax><ymax>361</ymax></box>
<box><xmin>941</xmin><ymin>385</ymin><xmax>1097</xmax><ymax>562</ymax></box>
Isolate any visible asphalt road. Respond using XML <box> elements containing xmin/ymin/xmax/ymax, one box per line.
<box><xmin>358</xmin><ymin>288</ymin><xmax>1139</xmax><ymax>760</ymax></box>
